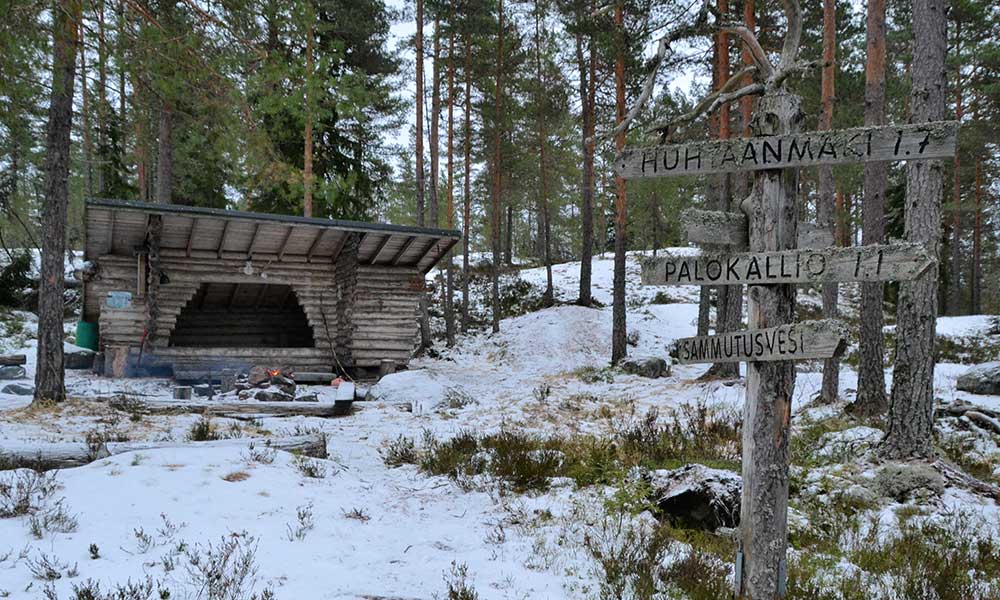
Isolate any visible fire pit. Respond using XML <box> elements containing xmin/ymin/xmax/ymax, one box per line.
<box><xmin>231</xmin><ymin>366</ymin><xmax>319</xmax><ymax>402</ymax></box>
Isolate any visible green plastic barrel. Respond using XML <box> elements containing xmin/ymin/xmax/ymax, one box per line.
<box><xmin>75</xmin><ymin>321</ymin><xmax>99</xmax><ymax>351</ymax></box>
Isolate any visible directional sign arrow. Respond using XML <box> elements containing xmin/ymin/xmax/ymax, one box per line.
<box><xmin>640</xmin><ymin>243</ymin><xmax>934</xmax><ymax>286</ymax></box>
<box><xmin>617</xmin><ymin>121</ymin><xmax>959</xmax><ymax>180</ymax></box>
<box><xmin>670</xmin><ymin>320</ymin><xmax>848</xmax><ymax>364</ymax></box>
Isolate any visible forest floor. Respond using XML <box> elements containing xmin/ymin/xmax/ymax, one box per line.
<box><xmin>0</xmin><ymin>251</ymin><xmax>999</xmax><ymax>599</ymax></box>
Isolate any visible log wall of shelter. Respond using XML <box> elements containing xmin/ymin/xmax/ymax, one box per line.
<box><xmin>83</xmin><ymin>201</ymin><xmax>458</xmax><ymax>374</ymax></box>
<box><xmin>87</xmin><ymin>233</ymin><xmax>423</xmax><ymax>371</ymax></box>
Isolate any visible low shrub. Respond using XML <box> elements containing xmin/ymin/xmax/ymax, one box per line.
<box><xmin>382</xmin><ymin>435</ymin><xmax>419</xmax><ymax>467</ymax></box>
<box><xmin>185</xmin><ymin>417</ymin><xmax>219</xmax><ymax>442</ymax></box>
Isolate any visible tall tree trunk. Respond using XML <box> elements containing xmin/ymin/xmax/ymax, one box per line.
<box><xmin>415</xmin><ymin>0</ymin><xmax>431</xmax><ymax>349</ymax></box>
<box><xmin>882</xmin><ymin>0</ymin><xmax>946</xmax><ymax>460</ymax></box>
<box><xmin>971</xmin><ymin>156</ymin><xmax>982</xmax><ymax>314</ymax></box>
<box><xmin>737</xmin><ymin>90</ymin><xmax>801</xmax><ymax>600</ymax></box>
<box><xmin>491</xmin><ymin>0</ymin><xmax>504</xmax><ymax>334</ymax></box>
<box><xmin>708</xmin><ymin>0</ymin><xmax>740</xmax><ymax>379</ymax></box>
<box><xmin>504</xmin><ymin>203</ymin><xmax>513</xmax><ymax>265</ymax></box>
<box><xmin>303</xmin><ymin>22</ymin><xmax>314</xmax><ymax>218</ymax></box>
<box><xmin>611</xmin><ymin>2</ymin><xmax>628</xmax><ymax>365</ymax></box>
<box><xmin>461</xmin><ymin>28</ymin><xmax>471</xmax><ymax>332</ymax></box>
<box><xmin>96</xmin><ymin>0</ymin><xmax>108</xmax><ymax>195</ymax></box>
<box><xmin>444</xmin><ymin>29</ymin><xmax>456</xmax><ymax>346</ymax></box>
<box><xmin>534</xmin><ymin>0</ymin><xmax>553</xmax><ymax>305</ymax></box>
<box><xmin>35</xmin><ymin>0</ymin><xmax>82</xmax><ymax>405</ymax></box>
<box><xmin>117</xmin><ymin>0</ymin><xmax>127</xmax><ymax>169</ymax></box>
<box><xmin>575</xmin><ymin>25</ymin><xmax>595</xmax><ymax>306</ymax></box>
<box><xmin>739</xmin><ymin>0</ymin><xmax>755</xmax><ymax>140</ymax></box>
<box><xmin>429</xmin><ymin>19</ymin><xmax>441</xmax><ymax>228</ymax></box>
<box><xmin>816</xmin><ymin>0</ymin><xmax>839</xmax><ymax>403</ymax></box>
<box><xmin>854</xmin><ymin>0</ymin><xmax>889</xmax><ymax>417</ymax></box>
<box><xmin>80</xmin><ymin>19</ymin><xmax>93</xmax><ymax>197</ymax></box>
<box><xmin>155</xmin><ymin>102</ymin><xmax>172</xmax><ymax>204</ymax></box>
<box><xmin>415</xmin><ymin>0</ymin><xmax>425</xmax><ymax>228</ymax></box>
<box><xmin>948</xmin><ymin>17</ymin><xmax>963</xmax><ymax>316</ymax></box>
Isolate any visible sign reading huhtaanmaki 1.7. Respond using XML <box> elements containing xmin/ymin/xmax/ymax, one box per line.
<box><xmin>616</xmin><ymin>121</ymin><xmax>958</xmax><ymax>179</ymax></box>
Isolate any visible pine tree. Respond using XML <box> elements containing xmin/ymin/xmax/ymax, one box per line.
<box><xmin>35</xmin><ymin>0</ymin><xmax>83</xmax><ymax>405</ymax></box>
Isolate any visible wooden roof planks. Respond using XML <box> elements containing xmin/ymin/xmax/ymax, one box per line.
<box><xmin>617</xmin><ymin>121</ymin><xmax>958</xmax><ymax>179</ymax></box>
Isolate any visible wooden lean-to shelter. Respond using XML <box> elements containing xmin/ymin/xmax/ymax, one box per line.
<box><xmin>80</xmin><ymin>199</ymin><xmax>460</xmax><ymax>379</ymax></box>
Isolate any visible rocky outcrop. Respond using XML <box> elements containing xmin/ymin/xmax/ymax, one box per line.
<box><xmin>956</xmin><ymin>362</ymin><xmax>1000</xmax><ymax>396</ymax></box>
<box><xmin>620</xmin><ymin>357</ymin><xmax>671</xmax><ymax>379</ymax></box>
<box><xmin>648</xmin><ymin>464</ymin><xmax>741</xmax><ymax>529</ymax></box>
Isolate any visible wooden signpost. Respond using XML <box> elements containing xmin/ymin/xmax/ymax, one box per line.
<box><xmin>616</xmin><ymin>61</ymin><xmax>954</xmax><ymax>600</ymax></box>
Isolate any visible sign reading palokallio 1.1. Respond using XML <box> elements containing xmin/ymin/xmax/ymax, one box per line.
<box><xmin>641</xmin><ymin>243</ymin><xmax>934</xmax><ymax>286</ymax></box>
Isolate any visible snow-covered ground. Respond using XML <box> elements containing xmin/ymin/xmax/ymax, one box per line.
<box><xmin>0</xmin><ymin>252</ymin><xmax>998</xmax><ymax>598</ymax></box>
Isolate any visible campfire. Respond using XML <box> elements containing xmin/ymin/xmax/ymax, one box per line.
<box><xmin>231</xmin><ymin>366</ymin><xmax>319</xmax><ymax>403</ymax></box>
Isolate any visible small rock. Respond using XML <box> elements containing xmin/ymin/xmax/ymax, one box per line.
<box><xmin>815</xmin><ymin>426</ymin><xmax>883</xmax><ymax>461</ymax></box>
<box><xmin>248</xmin><ymin>366</ymin><xmax>270</xmax><ymax>387</ymax></box>
<box><xmin>256</xmin><ymin>389</ymin><xmax>294</xmax><ymax>402</ymax></box>
<box><xmin>956</xmin><ymin>362</ymin><xmax>1000</xmax><ymax>396</ymax></box>
<box><xmin>2</xmin><ymin>383</ymin><xmax>34</xmax><ymax>396</ymax></box>
<box><xmin>875</xmin><ymin>462</ymin><xmax>945</xmax><ymax>502</ymax></box>
<box><xmin>620</xmin><ymin>357</ymin><xmax>671</xmax><ymax>379</ymax></box>
<box><xmin>64</xmin><ymin>349</ymin><xmax>96</xmax><ymax>370</ymax></box>
<box><xmin>193</xmin><ymin>384</ymin><xmax>215</xmax><ymax>398</ymax></box>
<box><xmin>648</xmin><ymin>464</ymin><xmax>741</xmax><ymax>529</ymax></box>
<box><xmin>0</xmin><ymin>365</ymin><xmax>26</xmax><ymax>380</ymax></box>
<box><xmin>295</xmin><ymin>393</ymin><xmax>319</xmax><ymax>403</ymax></box>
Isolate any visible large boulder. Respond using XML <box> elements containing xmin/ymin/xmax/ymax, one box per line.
<box><xmin>956</xmin><ymin>363</ymin><xmax>1000</xmax><ymax>396</ymax></box>
<box><xmin>366</xmin><ymin>370</ymin><xmax>460</xmax><ymax>415</ymax></box>
<box><xmin>0</xmin><ymin>365</ymin><xmax>26</xmax><ymax>380</ymax></box>
<box><xmin>620</xmin><ymin>356</ymin><xmax>671</xmax><ymax>379</ymax></box>
<box><xmin>64</xmin><ymin>347</ymin><xmax>96</xmax><ymax>370</ymax></box>
<box><xmin>648</xmin><ymin>464</ymin><xmax>741</xmax><ymax>530</ymax></box>
<box><xmin>2</xmin><ymin>382</ymin><xmax>34</xmax><ymax>396</ymax></box>
<box><xmin>874</xmin><ymin>462</ymin><xmax>945</xmax><ymax>502</ymax></box>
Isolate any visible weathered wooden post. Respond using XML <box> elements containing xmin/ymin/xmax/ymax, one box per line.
<box><xmin>737</xmin><ymin>88</ymin><xmax>801</xmax><ymax>599</ymax></box>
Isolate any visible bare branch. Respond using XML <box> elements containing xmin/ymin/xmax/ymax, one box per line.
<box><xmin>770</xmin><ymin>59</ymin><xmax>829</xmax><ymax>89</ymax></box>
<box><xmin>720</xmin><ymin>24</ymin><xmax>774</xmax><ymax>79</ymax></box>
<box><xmin>646</xmin><ymin>65</ymin><xmax>760</xmax><ymax>136</ymax></box>
<box><xmin>589</xmin><ymin>2</ymin><xmax>712</xmax><ymax>146</ymax></box>
<box><xmin>779</xmin><ymin>0</ymin><xmax>802</xmax><ymax>70</ymax></box>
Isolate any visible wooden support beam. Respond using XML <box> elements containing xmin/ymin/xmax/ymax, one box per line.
<box><xmin>253</xmin><ymin>283</ymin><xmax>269</xmax><ymax>309</ymax></box>
<box><xmin>227</xmin><ymin>283</ymin><xmax>241</xmax><ymax>310</ymax></box>
<box><xmin>422</xmin><ymin>238</ymin><xmax>459</xmax><ymax>273</ymax></box>
<box><xmin>246</xmin><ymin>222</ymin><xmax>261</xmax><ymax>258</ymax></box>
<box><xmin>216</xmin><ymin>220</ymin><xmax>231</xmax><ymax>260</ymax></box>
<box><xmin>186</xmin><ymin>218</ymin><xmax>199</xmax><ymax>258</ymax></box>
<box><xmin>306</xmin><ymin>228</ymin><xmax>326</xmax><ymax>263</ymax></box>
<box><xmin>390</xmin><ymin>236</ymin><xmax>418</xmax><ymax>265</ymax></box>
<box><xmin>412</xmin><ymin>238</ymin><xmax>439</xmax><ymax>269</ymax></box>
<box><xmin>329</xmin><ymin>232</ymin><xmax>349</xmax><ymax>264</ymax></box>
<box><xmin>277</xmin><ymin>226</ymin><xmax>295</xmax><ymax>261</ymax></box>
<box><xmin>106</xmin><ymin>210</ymin><xmax>116</xmax><ymax>254</ymax></box>
<box><xmin>368</xmin><ymin>234</ymin><xmax>393</xmax><ymax>264</ymax></box>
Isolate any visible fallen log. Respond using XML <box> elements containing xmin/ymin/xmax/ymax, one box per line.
<box><xmin>0</xmin><ymin>434</ymin><xmax>327</xmax><ymax>471</ymax></box>
<box><xmin>933</xmin><ymin>459</ymin><xmax>1000</xmax><ymax>502</ymax></box>
<box><xmin>935</xmin><ymin>402</ymin><xmax>999</xmax><ymax>420</ymax></box>
<box><xmin>91</xmin><ymin>395</ymin><xmax>344</xmax><ymax>418</ymax></box>
<box><xmin>0</xmin><ymin>355</ymin><xmax>27</xmax><ymax>366</ymax></box>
